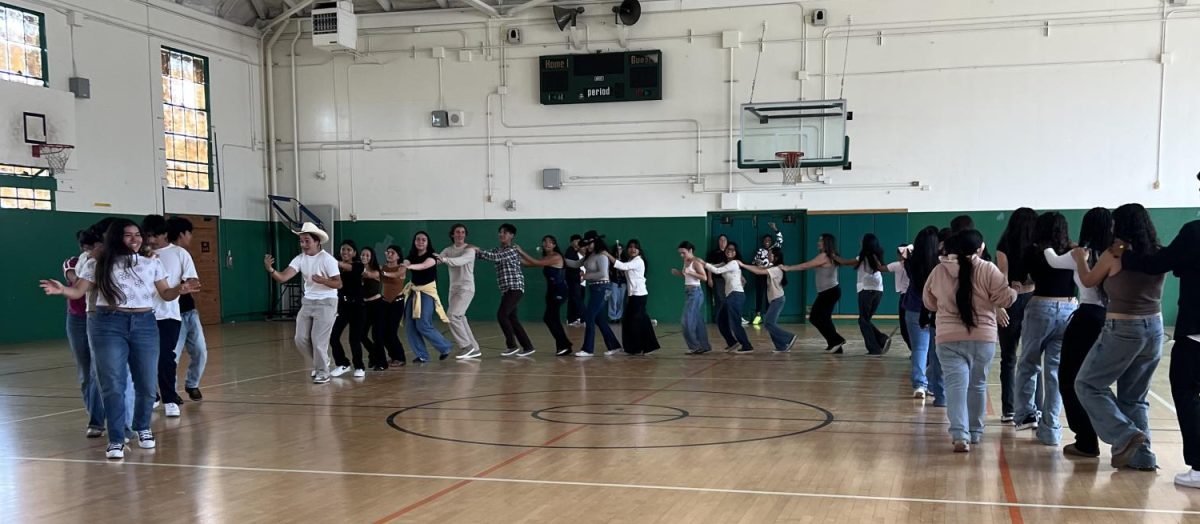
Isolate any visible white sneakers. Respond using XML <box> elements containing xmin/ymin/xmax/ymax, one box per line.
<box><xmin>501</xmin><ymin>348</ymin><xmax>521</xmax><ymax>357</ymax></box>
<box><xmin>137</xmin><ymin>430</ymin><xmax>156</xmax><ymax>449</ymax></box>
<box><xmin>1175</xmin><ymin>469</ymin><xmax>1200</xmax><ymax>489</ymax></box>
<box><xmin>106</xmin><ymin>443</ymin><xmax>125</xmax><ymax>460</ymax></box>
<box><xmin>913</xmin><ymin>388</ymin><xmax>927</xmax><ymax>399</ymax></box>
<box><xmin>604</xmin><ymin>349</ymin><xmax>622</xmax><ymax>356</ymax></box>
<box><xmin>574</xmin><ymin>351</ymin><xmax>594</xmax><ymax>357</ymax></box>
<box><xmin>457</xmin><ymin>347</ymin><xmax>482</xmax><ymax>359</ymax></box>
<box><xmin>164</xmin><ymin>403</ymin><xmax>181</xmax><ymax>417</ymax></box>
<box><xmin>953</xmin><ymin>440</ymin><xmax>970</xmax><ymax>453</ymax></box>
<box><xmin>330</xmin><ymin>365</ymin><xmax>351</xmax><ymax>377</ymax></box>
<box><xmin>352</xmin><ymin>368</ymin><xmax>366</xmax><ymax>378</ymax></box>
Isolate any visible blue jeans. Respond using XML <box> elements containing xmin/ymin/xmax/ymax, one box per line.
<box><xmin>937</xmin><ymin>340</ymin><xmax>996</xmax><ymax>443</ymax></box>
<box><xmin>905</xmin><ymin>310</ymin><xmax>942</xmax><ymax>397</ymax></box>
<box><xmin>88</xmin><ymin>309</ymin><xmax>159</xmax><ymax>445</ymax></box>
<box><xmin>1015</xmin><ymin>299</ymin><xmax>1077</xmax><ymax>445</ymax></box>
<box><xmin>582</xmin><ymin>284</ymin><xmax>621</xmax><ymax>353</ymax></box>
<box><xmin>1075</xmin><ymin>317</ymin><xmax>1164</xmax><ymax>469</ymax></box>
<box><xmin>681</xmin><ymin>286</ymin><xmax>711</xmax><ymax>351</ymax></box>
<box><xmin>764</xmin><ymin>297</ymin><xmax>795</xmax><ymax>350</ymax></box>
<box><xmin>721</xmin><ymin>292</ymin><xmax>753</xmax><ymax>349</ymax></box>
<box><xmin>174</xmin><ymin>309</ymin><xmax>208</xmax><ymax>389</ymax></box>
<box><xmin>608</xmin><ymin>283</ymin><xmax>626</xmax><ymax>320</ymax></box>
<box><xmin>66</xmin><ymin>315</ymin><xmax>105</xmax><ymax>429</ymax></box>
<box><xmin>405</xmin><ymin>293</ymin><xmax>453</xmax><ymax>361</ymax></box>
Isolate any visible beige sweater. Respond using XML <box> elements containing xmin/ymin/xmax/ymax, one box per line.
<box><xmin>923</xmin><ymin>255</ymin><xmax>1017</xmax><ymax>344</ymax></box>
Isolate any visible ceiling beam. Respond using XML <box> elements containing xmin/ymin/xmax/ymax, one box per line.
<box><xmin>245</xmin><ymin>0</ymin><xmax>268</xmax><ymax>19</ymax></box>
<box><xmin>377</xmin><ymin>0</ymin><xmax>393</xmax><ymax>10</ymax></box>
<box><xmin>460</xmin><ymin>0</ymin><xmax>499</xmax><ymax>17</ymax></box>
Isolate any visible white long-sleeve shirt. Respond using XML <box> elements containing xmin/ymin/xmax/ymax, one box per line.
<box><xmin>1044</xmin><ymin>248</ymin><xmax>1103</xmax><ymax>306</ymax></box>
<box><xmin>705</xmin><ymin>262</ymin><xmax>744</xmax><ymax>296</ymax></box>
<box><xmin>439</xmin><ymin>245</ymin><xmax>477</xmax><ymax>292</ymax></box>
<box><xmin>612</xmin><ymin>256</ymin><xmax>647</xmax><ymax>296</ymax></box>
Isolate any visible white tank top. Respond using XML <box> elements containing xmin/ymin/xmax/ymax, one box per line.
<box><xmin>683</xmin><ymin>261</ymin><xmax>702</xmax><ymax>287</ymax></box>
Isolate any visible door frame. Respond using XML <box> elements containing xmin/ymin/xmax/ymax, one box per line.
<box><xmin>705</xmin><ymin>209</ymin><xmax>808</xmax><ymax>323</ymax></box>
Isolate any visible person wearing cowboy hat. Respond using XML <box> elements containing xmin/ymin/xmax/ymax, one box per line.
<box><xmin>264</xmin><ymin>222</ymin><xmax>343</xmax><ymax>384</ymax></box>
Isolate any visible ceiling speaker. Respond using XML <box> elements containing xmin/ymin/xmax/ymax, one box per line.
<box><xmin>553</xmin><ymin>6</ymin><xmax>585</xmax><ymax>31</ymax></box>
<box><xmin>612</xmin><ymin>0</ymin><xmax>640</xmax><ymax>26</ymax></box>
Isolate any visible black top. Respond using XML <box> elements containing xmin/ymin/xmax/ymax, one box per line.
<box><xmin>408</xmin><ymin>252</ymin><xmax>437</xmax><ymax>286</ymax></box>
<box><xmin>179</xmin><ymin>293</ymin><xmax>196</xmax><ymax>313</ymax></box>
<box><xmin>362</xmin><ymin>274</ymin><xmax>382</xmax><ymax>297</ymax></box>
<box><xmin>564</xmin><ymin>248</ymin><xmax>582</xmax><ymax>282</ymax></box>
<box><xmin>1014</xmin><ymin>245</ymin><xmax>1076</xmax><ymax>298</ymax></box>
<box><xmin>706</xmin><ymin>248</ymin><xmax>727</xmax><ymax>279</ymax></box>
<box><xmin>1123</xmin><ymin>220</ymin><xmax>1199</xmax><ymax>337</ymax></box>
<box><xmin>544</xmin><ymin>265</ymin><xmax>566</xmax><ymax>285</ymax></box>
<box><xmin>339</xmin><ymin>261</ymin><xmax>364</xmax><ymax>302</ymax></box>
<box><xmin>997</xmin><ymin>246</ymin><xmax>1026</xmax><ymax>283</ymax></box>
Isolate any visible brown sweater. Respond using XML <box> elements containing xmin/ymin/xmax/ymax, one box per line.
<box><xmin>381</xmin><ymin>264</ymin><xmax>406</xmax><ymax>302</ymax></box>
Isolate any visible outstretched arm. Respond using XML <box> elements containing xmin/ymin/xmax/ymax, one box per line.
<box><xmin>264</xmin><ymin>254</ymin><xmax>299</xmax><ymax>283</ymax></box>
<box><xmin>1074</xmin><ymin>248</ymin><xmax>1116</xmax><ymax>289</ymax></box>
<box><xmin>737</xmin><ymin>260</ymin><xmax>770</xmax><ymax>276</ymax></box>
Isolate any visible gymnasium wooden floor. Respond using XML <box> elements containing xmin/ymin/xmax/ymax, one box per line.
<box><xmin>1</xmin><ymin>320</ymin><xmax>1198</xmax><ymax>523</ymax></box>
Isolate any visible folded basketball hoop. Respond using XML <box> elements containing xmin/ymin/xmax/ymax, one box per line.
<box><xmin>32</xmin><ymin>144</ymin><xmax>74</xmax><ymax>176</ymax></box>
<box><xmin>776</xmin><ymin>151</ymin><xmax>803</xmax><ymax>185</ymax></box>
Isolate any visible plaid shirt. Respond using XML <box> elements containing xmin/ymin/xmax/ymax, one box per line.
<box><xmin>476</xmin><ymin>245</ymin><xmax>525</xmax><ymax>292</ymax></box>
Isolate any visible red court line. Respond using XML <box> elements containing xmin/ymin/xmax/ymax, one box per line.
<box><xmin>372</xmin><ymin>357</ymin><xmax>729</xmax><ymax>523</ymax></box>
<box><xmin>987</xmin><ymin>392</ymin><xmax>1024</xmax><ymax>524</ymax></box>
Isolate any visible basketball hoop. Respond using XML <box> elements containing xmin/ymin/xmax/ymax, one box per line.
<box><xmin>32</xmin><ymin>144</ymin><xmax>74</xmax><ymax>176</ymax></box>
<box><xmin>776</xmin><ymin>151</ymin><xmax>804</xmax><ymax>185</ymax></box>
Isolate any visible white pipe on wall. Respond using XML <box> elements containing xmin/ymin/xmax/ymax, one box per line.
<box><xmin>290</xmin><ymin>21</ymin><xmax>303</xmax><ymax>202</ymax></box>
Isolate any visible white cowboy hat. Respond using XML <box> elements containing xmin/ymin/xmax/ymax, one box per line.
<box><xmin>293</xmin><ymin>222</ymin><xmax>329</xmax><ymax>244</ymax></box>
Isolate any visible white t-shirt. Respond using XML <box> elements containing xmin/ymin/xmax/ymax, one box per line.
<box><xmin>613</xmin><ymin>256</ymin><xmax>648</xmax><ymax>297</ymax></box>
<box><xmin>152</xmin><ymin>244</ymin><xmax>198</xmax><ymax>321</ymax></box>
<box><xmin>856</xmin><ymin>265</ymin><xmax>884</xmax><ymax>292</ymax></box>
<box><xmin>705</xmin><ymin>262</ymin><xmax>745</xmax><ymax>296</ymax></box>
<box><xmin>77</xmin><ymin>254</ymin><xmax>167</xmax><ymax>309</ymax></box>
<box><xmin>77</xmin><ymin>251</ymin><xmax>98</xmax><ymax>313</ymax></box>
<box><xmin>766</xmin><ymin>266</ymin><xmax>785</xmax><ymax>302</ymax></box>
<box><xmin>886</xmin><ymin>261</ymin><xmax>910</xmax><ymax>294</ymax></box>
<box><xmin>288</xmin><ymin>251</ymin><xmax>341</xmax><ymax>300</ymax></box>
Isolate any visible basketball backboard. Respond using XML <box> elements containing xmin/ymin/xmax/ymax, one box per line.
<box><xmin>737</xmin><ymin>99</ymin><xmax>850</xmax><ymax>170</ymax></box>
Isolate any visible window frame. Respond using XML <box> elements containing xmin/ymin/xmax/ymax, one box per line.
<box><xmin>161</xmin><ymin>45</ymin><xmax>214</xmax><ymax>193</ymax></box>
<box><xmin>0</xmin><ymin>2</ymin><xmax>49</xmax><ymax>87</ymax></box>
<box><xmin>0</xmin><ymin>163</ymin><xmax>55</xmax><ymax>210</ymax></box>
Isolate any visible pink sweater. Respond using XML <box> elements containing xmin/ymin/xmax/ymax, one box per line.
<box><xmin>923</xmin><ymin>255</ymin><xmax>1018</xmax><ymax>344</ymax></box>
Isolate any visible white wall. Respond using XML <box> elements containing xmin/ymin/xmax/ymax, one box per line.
<box><xmin>272</xmin><ymin>0</ymin><xmax>1200</xmax><ymax>221</ymax></box>
<box><xmin>0</xmin><ymin>0</ymin><xmax>266</xmax><ymax>220</ymax></box>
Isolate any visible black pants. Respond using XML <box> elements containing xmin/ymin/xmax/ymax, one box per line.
<box><xmin>1172</xmin><ymin>308</ymin><xmax>1200</xmax><ymax>469</ymax></box>
<box><xmin>499</xmin><ymin>290</ymin><xmax>534</xmax><ymax>351</ymax></box>
<box><xmin>858</xmin><ymin>290</ymin><xmax>887</xmax><ymax>354</ymax></box>
<box><xmin>362</xmin><ymin>299</ymin><xmax>389</xmax><ymax>368</ymax></box>
<box><xmin>999</xmin><ymin>292</ymin><xmax>1033</xmax><ymax>416</ymax></box>
<box><xmin>621</xmin><ymin>295</ymin><xmax>660</xmax><ymax>354</ymax></box>
<box><xmin>330</xmin><ymin>299</ymin><xmax>365</xmax><ymax>370</ymax></box>
<box><xmin>810</xmin><ymin>287</ymin><xmax>845</xmax><ymax>348</ymax></box>
<box><xmin>898</xmin><ymin>296</ymin><xmax>912</xmax><ymax>350</ymax></box>
<box><xmin>1059</xmin><ymin>303</ymin><xmax>1105</xmax><ymax>454</ymax></box>
<box><xmin>383</xmin><ymin>299</ymin><xmax>407</xmax><ymax>364</ymax></box>
<box><xmin>544</xmin><ymin>286</ymin><xmax>572</xmax><ymax>351</ymax></box>
<box><xmin>156</xmin><ymin>319</ymin><xmax>183</xmax><ymax>404</ymax></box>
<box><xmin>566</xmin><ymin>278</ymin><xmax>583</xmax><ymax>323</ymax></box>
<box><xmin>754</xmin><ymin>274</ymin><xmax>768</xmax><ymax>316</ymax></box>
<box><xmin>710</xmin><ymin>276</ymin><xmax>726</xmax><ymax>322</ymax></box>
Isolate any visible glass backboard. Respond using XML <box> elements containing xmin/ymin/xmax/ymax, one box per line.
<box><xmin>737</xmin><ymin>99</ymin><xmax>850</xmax><ymax>170</ymax></box>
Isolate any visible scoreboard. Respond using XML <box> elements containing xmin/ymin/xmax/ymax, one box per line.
<box><xmin>539</xmin><ymin>50</ymin><xmax>662</xmax><ymax>105</ymax></box>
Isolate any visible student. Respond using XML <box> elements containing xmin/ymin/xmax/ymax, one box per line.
<box><xmin>329</xmin><ymin>240</ymin><xmax>365</xmax><ymax>376</ymax></box>
<box><xmin>705</xmin><ymin>242</ymin><xmax>754</xmax><ymax>353</ymax></box>
<box><xmin>608</xmin><ymin>241</ymin><xmax>627</xmax><ymax>322</ymax></box>
<box><xmin>609</xmin><ymin>239</ymin><xmax>659</xmax><ymax>355</ymax></box>
<box><xmin>673</xmin><ymin>241</ymin><xmax>712</xmax><ymax>354</ymax></box>
<box><xmin>706</xmin><ymin>234</ymin><xmax>730</xmax><ymax>322</ymax></box>
<box><xmin>516</xmin><ymin>235</ymin><xmax>573</xmax><ymax>356</ymax></box>
<box><xmin>1073</xmin><ymin>204</ymin><xmax>1164</xmax><ymax>471</ymax></box>
<box><xmin>437</xmin><ymin>224</ymin><xmax>482</xmax><ymax>360</ymax></box>
<box><xmin>790</xmin><ymin>233</ymin><xmax>846</xmax><ymax>353</ymax></box>
<box><xmin>564</xmin><ymin>231</ymin><xmax>623</xmax><ymax>356</ymax></box>
<box><xmin>142</xmin><ymin>214</ymin><xmax>198</xmax><ymax>417</ymax></box>
<box><xmin>738</xmin><ymin>247</ymin><xmax>798</xmax><ymax>352</ymax></box>
<box><xmin>62</xmin><ymin>228</ymin><xmax>105</xmax><ymax>437</ymax></box>
<box><xmin>401</xmin><ymin>231</ymin><xmax>453</xmax><ymax>363</ymax></box>
<box><xmin>995</xmin><ymin>207</ymin><xmax>1039</xmax><ymax>423</ymax></box>
<box><xmin>565</xmin><ymin>234</ymin><xmax>584</xmax><ymax>326</ymax></box>
<box><xmin>41</xmin><ymin>219</ymin><xmax>198</xmax><ymax>459</ymax></box>
<box><xmin>751</xmin><ymin>222</ymin><xmax>783</xmax><ymax>325</ymax></box>
<box><xmin>1119</xmin><ymin>173</ymin><xmax>1200</xmax><ymax>489</ymax></box>
<box><xmin>841</xmin><ymin>234</ymin><xmax>890</xmax><ymax>356</ymax></box>
<box><xmin>887</xmin><ymin>244</ymin><xmax>913</xmax><ymax>351</ymax></box>
<box><xmin>265</xmin><ymin>222</ymin><xmax>343</xmax><ymax>384</ymax></box>
<box><xmin>359</xmin><ymin>247</ymin><xmax>389</xmax><ymax>370</ymax></box>
<box><xmin>167</xmin><ymin>217</ymin><xmax>208</xmax><ymax>401</ymax></box>
<box><xmin>1011</xmin><ymin>212</ymin><xmax>1077</xmax><ymax>446</ymax></box>
<box><xmin>379</xmin><ymin>246</ymin><xmax>408</xmax><ymax>367</ymax></box>
<box><xmin>924</xmin><ymin>229</ymin><xmax>1017</xmax><ymax>452</ymax></box>
<box><xmin>905</xmin><ymin>226</ymin><xmax>945</xmax><ymax>403</ymax></box>
<box><xmin>1044</xmin><ymin>207</ymin><xmax>1111</xmax><ymax>458</ymax></box>
<box><xmin>477</xmin><ymin>224</ymin><xmax>536</xmax><ymax>357</ymax></box>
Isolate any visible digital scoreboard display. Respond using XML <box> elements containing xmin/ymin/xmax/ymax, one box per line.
<box><xmin>539</xmin><ymin>50</ymin><xmax>662</xmax><ymax>105</ymax></box>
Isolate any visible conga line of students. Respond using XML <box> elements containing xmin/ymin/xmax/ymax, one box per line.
<box><xmin>39</xmin><ymin>180</ymin><xmax>1200</xmax><ymax>490</ymax></box>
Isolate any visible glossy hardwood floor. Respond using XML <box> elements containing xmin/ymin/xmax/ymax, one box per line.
<box><xmin>1</xmin><ymin>320</ymin><xmax>1197</xmax><ymax>523</ymax></box>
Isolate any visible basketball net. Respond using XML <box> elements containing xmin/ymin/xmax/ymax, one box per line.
<box><xmin>776</xmin><ymin>151</ymin><xmax>803</xmax><ymax>185</ymax></box>
<box><xmin>32</xmin><ymin>144</ymin><xmax>74</xmax><ymax>176</ymax></box>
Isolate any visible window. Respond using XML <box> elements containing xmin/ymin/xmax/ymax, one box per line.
<box><xmin>0</xmin><ymin>163</ymin><xmax>54</xmax><ymax>210</ymax></box>
<box><xmin>0</xmin><ymin>3</ymin><xmax>46</xmax><ymax>86</ymax></box>
<box><xmin>161</xmin><ymin>47</ymin><xmax>211</xmax><ymax>191</ymax></box>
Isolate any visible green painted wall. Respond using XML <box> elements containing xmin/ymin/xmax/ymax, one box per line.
<box><xmin>0</xmin><ymin>209</ymin><xmax>273</xmax><ymax>344</ymax></box>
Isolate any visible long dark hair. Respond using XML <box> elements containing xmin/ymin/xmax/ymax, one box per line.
<box><xmin>361</xmin><ymin>247</ymin><xmax>381</xmax><ymax>273</ymax></box>
<box><xmin>408</xmin><ymin>231</ymin><xmax>435</xmax><ymax>260</ymax></box>
<box><xmin>770</xmin><ymin>247</ymin><xmax>788</xmax><ymax>286</ymax></box>
<box><xmin>946</xmin><ymin>230</ymin><xmax>984</xmax><ymax>331</ymax></box>
<box><xmin>855</xmin><ymin>233</ymin><xmax>885</xmax><ymax>273</ymax></box>
<box><xmin>1034</xmin><ymin>212</ymin><xmax>1071</xmax><ymax>255</ymax></box>
<box><xmin>724</xmin><ymin>241</ymin><xmax>741</xmax><ymax>261</ymax></box>
<box><xmin>624</xmin><ymin>238</ymin><xmax>648</xmax><ymax>272</ymax></box>
<box><xmin>818</xmin><ymin>233</ymin><xmax>838</xmax><ymax>260</ymax></box>
<box><xmin>906</xmin><ymin>226</ymin><xmax>941</xmax><ymax>294</ymax></box>
<box><xmin>94</xmin><ymin>218</ymin><xmax>141</xmax><ymax>306</ymax></box>
<box><xmin>543</xmin><ymin>235</ymin><xmax>563</xmax><ymax>257</ymax></box>
<box><xmin>997</xmin><ymin>207</ymin><xmax>1037</xmax><ymax>256</ymax></box>
<box><xmin>1112</xmin><ymin>203</ymin><xmax>1160</xmax><ymax>255</ymax></box>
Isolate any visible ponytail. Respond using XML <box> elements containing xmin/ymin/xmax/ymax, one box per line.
<box><xmin>947</xmin><ymin>230</ymin><xmax>984</xmax><ymax>331</ymax></box>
